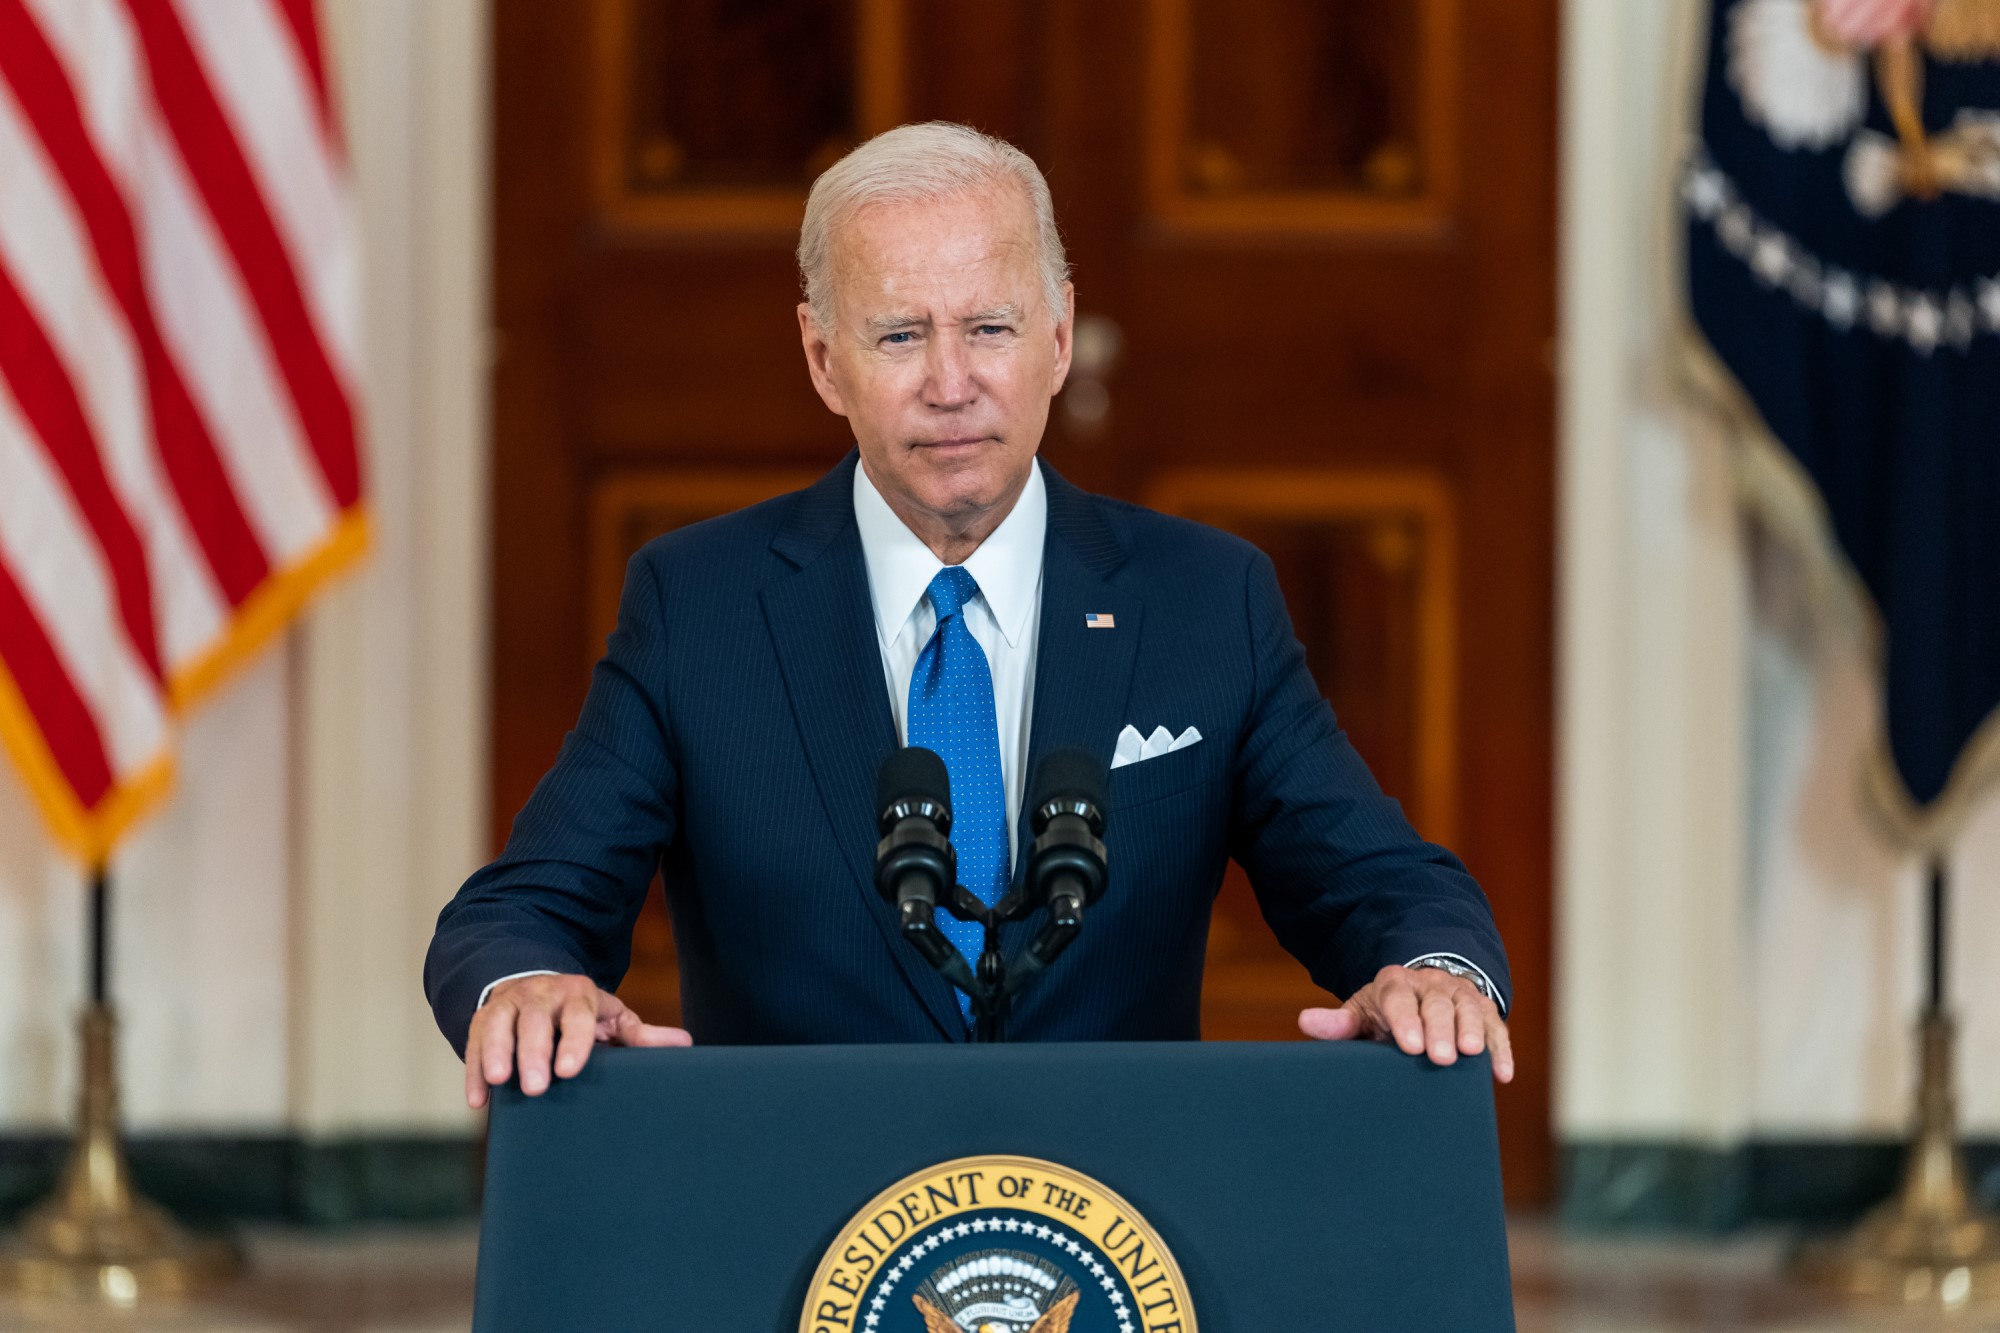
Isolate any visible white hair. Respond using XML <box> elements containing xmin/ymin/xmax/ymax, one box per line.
<box><xmin>798</xmin><ymin>122</ymin><xmax>1071</xmax><ymax>331</ymax></box>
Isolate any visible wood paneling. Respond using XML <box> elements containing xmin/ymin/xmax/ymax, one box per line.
<box><xmin>1144</xmin><ymin>0</ymin><xmax>1459</xmax><ymax>237</ymax></box>
<box><xmin>587</xmin><ymin>0</ymin><xmax>907</xmax><ymax>233</ymax></box>
<box><xmin>495</xmin><ymin>0</ymin><xmax>1556</xmax><ymax>1202</ymax></box>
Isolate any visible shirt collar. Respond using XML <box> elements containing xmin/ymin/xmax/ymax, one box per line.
<box><xmin>852</xmin><ymin>455</ymin><xmax>1047</xmax><ymax>650</ymax></box>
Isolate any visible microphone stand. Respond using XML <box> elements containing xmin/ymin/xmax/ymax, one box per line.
<box><xmin>915</xmin><ymin>883</ymin><xmax>1085</xmax><ymax>1044</ymax></box>
<box><xmin>975</xmin><ymin>903</ymin><xmax>1007</xmax><ymax>1045</ymax></box>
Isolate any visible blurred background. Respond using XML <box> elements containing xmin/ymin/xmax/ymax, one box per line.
<box><xmin>1</xmin><ymin>0</ymin><xmax>1996</xmax><ymax>1326</ymax></box>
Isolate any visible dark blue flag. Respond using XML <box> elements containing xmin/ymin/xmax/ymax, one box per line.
<box><xmin>1685</xmin><ymin>0</ymin><xmax>2000</xmax><ymax>829</ymax></box>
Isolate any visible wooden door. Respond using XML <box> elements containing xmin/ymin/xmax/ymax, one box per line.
<box><xmin>493</xmin><ymin>0</ymin><xmax>1556</xmax><ymax>1202</ymax></box>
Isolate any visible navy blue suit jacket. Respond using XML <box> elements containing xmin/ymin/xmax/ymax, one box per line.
<box><xmin>426</xmin><ymin>455</ymin><xmax>1509</xmax><ymax>1054</ymax></box>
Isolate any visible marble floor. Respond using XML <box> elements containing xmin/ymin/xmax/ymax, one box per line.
<box><xmin>0</xmin><ymin>1228</ymin><xmax>476</xmax><ymax>1333</ymax></box>
<box><xmin>1508</xmin><ymin>1223</ymin><xmax>2000</xmax><ymax>1332</ymax></box>
<box><xmin>1</xmin><ymin>1219</ymin><xmax>1996</xmax><ymax>1331</ymax></box>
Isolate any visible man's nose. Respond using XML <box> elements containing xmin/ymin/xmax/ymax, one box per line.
<box><xmin>922</xmin><ymin>335</ymin><xmax>977</xmax><ymax>409</ymax></box>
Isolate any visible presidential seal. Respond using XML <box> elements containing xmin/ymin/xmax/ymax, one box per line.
<box><xmin>801</xmin><ymin>1155</ymin><xmax>1195</xmax><ymax>1333</ymax></box>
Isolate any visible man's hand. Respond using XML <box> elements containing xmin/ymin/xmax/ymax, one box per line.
<box><xmin>465</xmin><ymin>973</ymin><xmax>691</xmax><ymax>1109</ymax></box>
<box><xmin>1298</xmin><ymin>964</ymin><xmax>1513</xmax><ymax>1084</ymax></box>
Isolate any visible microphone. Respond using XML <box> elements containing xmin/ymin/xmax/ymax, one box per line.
<box><xmin>874</xmin><ymin>747</ymin><xmax>958</xmax><ymax>969</ymax></box>
<box><xmin>1020</xmin><ymin>747</ymin><xmax>1108</xmax><ymax>972</ymax></box>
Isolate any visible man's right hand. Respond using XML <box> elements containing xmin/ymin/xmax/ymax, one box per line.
<box><xmin>465</xmin><ymin>973</ymin><xmax>691</xmax><ymax>1109</ymax></box>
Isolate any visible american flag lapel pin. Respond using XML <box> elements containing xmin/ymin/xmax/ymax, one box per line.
<box><xmin>1085</xmin><ymin>612</ymin><xmax>1116</xmax><ymax>629</ymax></box>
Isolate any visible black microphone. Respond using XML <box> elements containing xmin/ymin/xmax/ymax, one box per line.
<box><xmin>874</xmin><ymin>747</ymin><xmax>958</xmax><ymax>968</ymax></box>
<box><xmin>1020</xmin><ymin>747</ymin><xmax>1108</xmax><ymax>971</ymax></box>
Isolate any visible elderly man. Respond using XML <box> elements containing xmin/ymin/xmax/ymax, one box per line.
<box><xmin>427</xmin><ymin>123</ymin><xmax>1513</xmax><ymax>1109</ymax></box>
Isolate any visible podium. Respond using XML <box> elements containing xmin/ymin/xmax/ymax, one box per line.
<box><xmin>474</xmin><ymin>1042</ymin><xmax>1514</xmax><ymax>1331</ymax></box>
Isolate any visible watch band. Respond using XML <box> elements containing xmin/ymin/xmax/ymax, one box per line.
<box><xmin>1402</xmin><ymin>953</ymin><xmax>1504</xmax><ymax>1013</ymax></box>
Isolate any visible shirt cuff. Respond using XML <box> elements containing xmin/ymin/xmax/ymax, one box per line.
<box><xmin>477</xmin><ymin>970</ymin><xmax>561</xmax><ymax>1010</ymax></box>
<box><xmin>1402</xmin><ymin>953</ymin><xmax>1507</xmax><ymax>1016</ymax></box>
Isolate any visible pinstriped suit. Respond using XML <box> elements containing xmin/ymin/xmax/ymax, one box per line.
<box><xmin>424</xmin><ymin>454</ymin><xmax>1509</xmax><ymax>1054</ymax></box>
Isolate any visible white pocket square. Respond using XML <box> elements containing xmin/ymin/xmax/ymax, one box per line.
<box><xmin>1111</xmin><ymin>724</ymin><xmax>1202</xmax><ymax>769</ymax></box>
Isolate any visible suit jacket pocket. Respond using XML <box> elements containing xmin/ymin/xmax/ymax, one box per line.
<box><xmin>1107</xmin><ymin>746</ymin><xmax>1221</xmax><ymax>811</ymax></box>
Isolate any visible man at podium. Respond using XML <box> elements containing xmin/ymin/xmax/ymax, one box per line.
<box><xmin>426</xmin><ymin>123</ymin><xmax>1513</xmax><ymax>1111</ymax></box>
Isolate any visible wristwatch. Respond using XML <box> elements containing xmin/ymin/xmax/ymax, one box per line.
<box><xmin>1403</xmin><ymin>953</ymin><xmax>1504</xmax><ymax>1013</ymax></box>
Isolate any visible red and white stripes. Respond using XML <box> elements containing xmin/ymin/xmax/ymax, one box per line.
<box><xmin>0</xmin><ymin>0</ymin><xmax>364</xmax><ymax>862</ymax></box>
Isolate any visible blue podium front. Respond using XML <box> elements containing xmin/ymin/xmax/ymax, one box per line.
<box><xmin>475</xmin><ymin>1042</ymin><xmax>1514</xmax><ymax>1331</ymax></box>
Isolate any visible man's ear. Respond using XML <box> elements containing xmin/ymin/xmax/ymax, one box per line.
<box><xmin>798</xmin><ymin>304</ymin><xmax>848</xmax><ymax>417</ymax></box>
<box><xmin>1047</xmin><ymin>282</ymin><xmax>1076</xmax><ymax>396</ymax></box>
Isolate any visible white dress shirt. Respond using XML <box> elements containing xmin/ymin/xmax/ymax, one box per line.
<box><xmin>852</xmin><ymin>456</ymin><xmax>1046</xmax><ymax>870</ymax></box>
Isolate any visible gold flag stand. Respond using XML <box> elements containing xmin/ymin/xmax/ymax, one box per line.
<box><xmin>0</xmin><ymin>873</ymin><xmax>238</xmax><ymax>1306</ymax></box>
<box><xmin>1794</xmin><ymin>860</ymin><xmax>2000</xmax><ymax>1313</ymax></box>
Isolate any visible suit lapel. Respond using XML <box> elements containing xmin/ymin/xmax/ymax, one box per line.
<box><xmin>1004</xmin><ymin>467</ymin><xmax>1144</xmax><ymax>953</ymax></box>
<box><xmin>760</xmin><ymin>456</ymin><xmax>967</xmax><ymax>1040</ymax></box>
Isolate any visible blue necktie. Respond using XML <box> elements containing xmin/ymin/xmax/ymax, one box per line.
<box><xmin>906</xmin><ymin>567</ymin><xmax>1008</xmax><ymax>1022</ymax></box>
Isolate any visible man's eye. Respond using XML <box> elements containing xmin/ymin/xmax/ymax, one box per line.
<box><xmin>975</xmin><ymin>324</ymin><xmax>1009</xmax><ymax>336</ymax></box>
<box><xmin>881</xmin><ymin>332</ymin><xmax>915</xmax><ymax>345</ymax></box>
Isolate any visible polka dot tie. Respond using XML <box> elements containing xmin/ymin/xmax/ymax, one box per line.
<box><xmin>907</xmin><ymin>566</ymin><xmax>1007</xmax><ymax>1024</ymax></box>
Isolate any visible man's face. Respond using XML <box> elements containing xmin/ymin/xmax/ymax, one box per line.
<box><xmin>799</xmin><ymin>185</ymin><xmax>1074</xmax><ymax>535</ymax></box>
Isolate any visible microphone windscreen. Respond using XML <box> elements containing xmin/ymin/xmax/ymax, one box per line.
<box><xmin>877</xmin><ymin>746</ymin><xmax>952</xmax><ymax>817</ymax></box>
<box><xmin>1031</xmin><ymin>746</ymin><xmax>1107</xmax><ymax>815</ymax></box>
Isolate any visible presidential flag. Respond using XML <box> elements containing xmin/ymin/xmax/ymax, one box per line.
<box><xmin>0</xmin><ymin>0</ymin><xmax>364</xmax><ymax>863</ymax></box>
<box><xmin>1684</xmin><ymin>0</ymin><xmax>2000</xmax><ymax>834</ymax></box>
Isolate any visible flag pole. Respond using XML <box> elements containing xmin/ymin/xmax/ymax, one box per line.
<box><xmin>1795</xmin><ymin>853</ymin><xmax>2000</xmax><ymax>1309</ymax></box>
<box><xmin>90</xmin><ymin>867</ymin><xmax>108</xmax><ymax>1007</ymax></box>
<box><xmin>1927</xmin><ymin>856</ymin><xmax>1946</xmax><ymax>1014</ymax></box>
<box><xmin>0</xmin><ymin>865</ymin><xmax>237</xmax><ymax>1305</ymax></box>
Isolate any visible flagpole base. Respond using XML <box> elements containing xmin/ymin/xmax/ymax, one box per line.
<box><xmin>1792</xmin><ymin>1011</ymin><xmax>2000</xmax><ymax>1313</ymax></box>
<box><xmin>0</xmin><ymin>1200</ymin><xmax>239</xmax><ymax>1306</ymax></box>
<box><xmin>0</xmin><ymin>1005</ymin><xmax>239</xmax><ymax>1306</ymax></box>
<box><xmin>1794</xmin><ymin>1211</ymin><xmax>2000</xmax><ymax>1312</ymax></box>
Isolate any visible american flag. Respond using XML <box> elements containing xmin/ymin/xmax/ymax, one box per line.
<box><xmin>0</xmin><ymin>0</ymin><xmax>363</xmax><ymax>863</ymax></box>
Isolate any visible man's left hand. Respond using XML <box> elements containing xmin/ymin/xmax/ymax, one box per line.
<box><xmin>1298</xmin><ymin>964</ymin><xmax>1513</xmax><ymax>1084</ymax></box>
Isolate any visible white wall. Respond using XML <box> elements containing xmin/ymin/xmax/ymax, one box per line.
<box><xmin>0</xmin><ymin>0</ymin><xmax>488</xmax><ymax>1136</ymax></box>
<box><xmin>1558</xmin><ymin>0</ymin><xmax>2000</xmax><ymax>1144</ymax></box>
<box><xmin>1745</xmin><ymin>570</ymin><xmax>2000</xmax><ymax>1134</ymax></box>
<box><xmin>0</xmin><ymin>652</ymin><xmax>294</xmax><ymax>1130</ymax></box>
<box><xmin>1559</xmin><ymin>0</ymin><xmax>1752</xmax><ymax>1145</ymax></box>
<box><xmin>294</xmin><ymin>0</ymin><xmax>491</xmax><ymax>1136</ymax></box>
